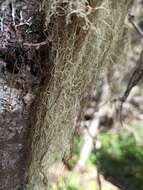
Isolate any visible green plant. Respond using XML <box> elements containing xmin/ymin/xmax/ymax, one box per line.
<box><xmin>95</xmin><ymin>127</ymin><xmax>143</xmax><ymax>190</ymax></box>
<box><xmin>52</xmin><ymin>175</ymin><xmax>82</xmax><ymax>190</ymax></box>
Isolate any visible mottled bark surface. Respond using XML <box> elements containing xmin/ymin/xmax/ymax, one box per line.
<box><xmin>0</xmin><ymin>1</ymin><xmax>48</xmax><ymax>189</ymax></box>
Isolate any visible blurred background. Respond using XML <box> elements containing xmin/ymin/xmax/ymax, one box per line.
<box><xmin>51</xmin><ymin>1</ymin><xmax>143</xmax><ymax>190</ymax></box>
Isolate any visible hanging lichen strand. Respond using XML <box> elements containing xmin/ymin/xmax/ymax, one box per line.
<box><xmin>27</xmin><ymin>0</ymin><xmax>133</xmax><ymax>190</ymax></box>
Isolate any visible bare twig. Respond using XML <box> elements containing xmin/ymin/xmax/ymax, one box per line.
<box><xmin>128</xmin><ymin>14</ymin><xmax>143</xmax><ymax>38</ymax></box>
<box><xmin>117</xmin><ymin>14</ymin><xmax>143</xmax><ymax>126</ymax></box>
<box><xmin>97</xmin><ymin>170</ymin><xmax>102</xmax><ymax>190</ymax></box>
<box><xmin>23</xmin><ymin>40</ymin><xmax>49</xmax><ymax>49</ymax></box>
<box><xmin>119</xmin><ymin>68</ymin><xmax>143</xmax><ymax>126</ymax></box>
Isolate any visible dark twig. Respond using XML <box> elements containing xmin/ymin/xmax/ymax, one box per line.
<box><xmin>118</xmin><ymin>14</ymin><xmax>143</xmax><ymax>126</ymax></box>
<box><xmin>119</xmin><ymin>68</ymin><xmax>143</xmax><ymax>126</ymax></box>
<box><xmin>97</xmin><ymin>170</ymin><xmax>102</xmax><ymax>190</ymax></box>
<box><xmin>128</xmin><ymin>14</ymin><xmax>143</xmax><ymax>38</ymax></box>
<box><xmin>23</xmin><ymin>40</ymin><xmax>49</xmax><ymax>49</ymax></box>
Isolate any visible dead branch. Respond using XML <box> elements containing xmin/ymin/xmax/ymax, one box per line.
<box><xmin>128</xmin><ymin>14</ymin><xmax>143</xmax><ymax>38</ymax></box>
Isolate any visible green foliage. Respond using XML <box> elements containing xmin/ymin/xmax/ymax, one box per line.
<box><xmin>67</xmin><ymin>135</ymin><xmax>96</xmax><ymax>169</ymax></box>
<box><xmin>95</xmin><ymin>127</ymin><xmax>143</xmax><ymax>190</ymax></box>
<box><xmin>52</xmin><ymin>173</ymin><xmax>99</xmax><ymax>190</ymax></box>
<box><xmin>86</xmin><ymin>150</ymin><xmax>97</xmax><ymax>167</ymax></box>
<box><xmin>52</xmin><ymin>175</ymin><xmax>82</xmax><ymax>190</ymax></box>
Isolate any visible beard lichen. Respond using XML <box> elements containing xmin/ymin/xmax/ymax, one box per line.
<box><xmin>26</xmin><ymin>0</ymin><xmax>133</xmax><ymax>189</ymax></box>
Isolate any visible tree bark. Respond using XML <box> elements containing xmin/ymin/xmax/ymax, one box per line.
<box><xmin>0</xmin><ymin>1</ymin><xmax>49</xmax><ymax>189</ymax></box>
<box><xmin>0</xmin><ymin>0</ymin><xmax>133</xmax><ymax>190</ymax></box>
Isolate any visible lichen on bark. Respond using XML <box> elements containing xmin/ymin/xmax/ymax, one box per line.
<box><xmin>27</xmin><ymin>0</ymin><xmax>133</xmax><ymax>190</ymax></box>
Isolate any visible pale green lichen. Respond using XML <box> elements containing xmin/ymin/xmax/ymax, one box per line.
<box><xmin>27</xmin><ymin>0</ymin><xmax>133</xmax><ymax>189</ymax></box>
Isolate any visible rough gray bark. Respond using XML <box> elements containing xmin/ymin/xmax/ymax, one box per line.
<box><xmin>0</xmin><ymin>0</ymin><xmax>133</xmax><ymax>190</ymax></box>
<box><xmin>0</xmin><ymin>0</ymin><xmax>50</xmax><ymax>189</ymax></box>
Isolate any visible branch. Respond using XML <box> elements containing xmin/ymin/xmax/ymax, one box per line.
<box><xmin>128</xmin><ymin>14</ymin><xmax>143</xmax><ymax>38</ymax></box>
<box><xmin>23</xmin><ymin>40</ymin><xmax>49</xmax><ymax>49</ymax></box>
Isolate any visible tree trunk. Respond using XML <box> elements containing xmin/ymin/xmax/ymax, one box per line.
<box><xmin>0</xmin><ymin>0</ymin><xmax>132</xmax><ymax>190</ymax></box>
<box><xmin>0</xmin><ymin>1</ymin><xmax>49</xmax><ymax>189</ymax></box>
